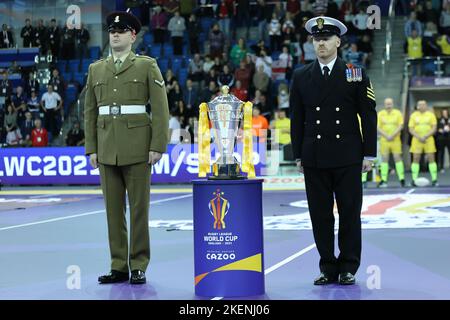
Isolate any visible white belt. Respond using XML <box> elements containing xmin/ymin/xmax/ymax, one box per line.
<box><xmin>98</xmin><ymin>105</ymin><xmax>146</xmax><ymax>115</ymax></box>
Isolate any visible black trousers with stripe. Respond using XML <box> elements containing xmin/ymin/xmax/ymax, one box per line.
<box><xmin>303</xmin><ymin>164</ymin><xmax>362</xmax><ymax>276</ymax></box>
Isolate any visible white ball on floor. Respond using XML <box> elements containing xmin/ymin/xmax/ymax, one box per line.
<box><xmin>415</xmin><ymin>177</ymin><xmax>430</xmax><ymax>187</ymax></box>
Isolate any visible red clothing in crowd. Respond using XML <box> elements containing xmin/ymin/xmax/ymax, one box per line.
<box><xmin>31</xmin><ymin>127</ymin><xmax>48</xmax><ymax>147</ymax></box>
<box><xmin>234</xmin><ymin>67</ymin><xmax>252</xmax><ymax>90</ymax></box>
<box><xmin>287</xmin><ymin>0</ymin><xmax>301</xmax><ymax>15</ymax></box>
<box><xmin>231</xmin><ymin>87</ymin><xmax>248</xmax><ymax>101</ymax></box>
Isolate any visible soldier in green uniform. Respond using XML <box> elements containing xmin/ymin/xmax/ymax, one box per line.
<box><xmin>84</xmin><ymin>11</ymin><xmax>169</xmax><ymax>285</ymax></box>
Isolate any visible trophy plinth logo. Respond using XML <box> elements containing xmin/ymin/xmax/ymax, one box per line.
<box><xmin>198</xmin><ymin>86</ymin><xmax>255</xmax><ymax>180</ymax></box>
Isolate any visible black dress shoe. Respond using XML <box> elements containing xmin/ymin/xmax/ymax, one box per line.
<box><xmin>339</xmin><ymin>272</ymin><xmax>356</xmax><ymax>285</ymax></box>
<box><xmin>98</xmin><ymin>270</ymin><xmax>129</xmax><ymax>284</ymax></box>
<box><xmin>130</xmin><ymin>270</ymin><xmax>146</xmax><ymax>284</ymax></box>
<box><xmin>313</xmin><ymin>272</ymin><xmax>338</xmax><ymax>285</ymax></box>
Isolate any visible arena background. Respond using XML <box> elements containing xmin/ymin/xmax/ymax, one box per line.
<box><xmin>0</xmin><ymin>0</ymin><xmax>450</xmax><ymax>302</ymax></box>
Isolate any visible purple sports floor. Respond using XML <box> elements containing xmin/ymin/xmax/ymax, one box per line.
<box><xmin>0</xmin><ymin>186</ymin><xmax>449</xmax><ymax>300</ymax></box>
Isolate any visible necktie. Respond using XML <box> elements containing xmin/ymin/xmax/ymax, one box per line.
<box><xmin>115</xmin><ymin>59</ymin><xmax>122</xmax><ymax>71</ymax></box>
<box><xmin>323</xmin><ymin>66</ymin><xmax>330</xmax><ymax>80</ymax></box>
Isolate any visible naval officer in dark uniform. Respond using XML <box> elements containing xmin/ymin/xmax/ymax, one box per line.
<box><xmin>84</xmin><ymin>11</ymin><xmax>170</xmax><ymax>285</ymax></box>
<box><xmin>289</xmin><ymin>16</ymin><xmax>377</xmax><ymax>285</ymax></box>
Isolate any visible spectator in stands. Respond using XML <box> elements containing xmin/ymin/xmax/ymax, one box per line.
<box><xmin>0</xmin><ymin>24</ymin><xmax>14</xmax><ymax>48</ymax></box>
<box><xmin>255</xmin><ymin>49</ymin><xmax>273</xmax><ymax>78</ymax></box>
<box><xmin>12</xmin><ymin>86</ymin><xmax>27</xmax><ymax>111</ymax></box>
<box><xmin>253</xmin><ymin>65</ymin><xmax>270</xmax><ymax>94</ymax></box>
<box><xmin>279</xmin><ymin>45</ymin><xmax>293</xmax><ymax>80</ymax></box>
<box><xmin>234</xmin><ymin>60</ymin><xmax>252</xmax><ymax>91</ymax></box>
<box><xmin>312</xmin><ymin>0</ymin><xmax>328</xmax><ymax>16</ymax></box>
<box><xmin>423</xmin><ymin>0</ymin><xmax>439</xmax><ymax>26</ymax></box>
<box><xmin>185</xmin><ymin>116</ymin><xmax>196</xmax><ymax>143</ymax></box>
<box><xmin>302</xmin><ymin>35</ymin><xmax>317</xmax><ymax>64</ymax></box>
<box><xmin>151</xmin><ymin>5</ymin><xmax>168</xmax><ymax>44</ymax></box>
<box><xmin>209</xmin><ymin>23</ymin><xmax>226</xmax><ymax>59</ymax></box>
<box><xmin>357</xmin><ymin>34</ymin><xmax>374</xmax><ymax>67</ymax></box>
<box><xmin>31</xmin><ymin>118</ymin><xmax>48</xmax><ymax>147</ymax></box>
<box><xmin>343</xmin><ymin>4</ymin><xmax>356</xmax><ymax>36</ymax></box>
<box><xmin>268</xmin><ymin>13</ymin><xmax>282</xmax><ymax>53</ymax></box>
<box><xmin>283</xmin><ymin>12</ymin><xmax>296</xmax><ymax>35</ymax></box>
<box><xmin>287</xmin><ymin>0</ymin><xmax>301</xmax><ymax>19</ymax></box>
<box><xmin>274</xmin><ymin>1</ymin><xmax>286</xmax><ymax>20</ymax></box>
<box><xmin>440</xmin><ymin>5</ymin><xmax>450</xmax><ymax>35</ymax></box>
<box><xmin>415</xmin><ymin>3</ymin><xmax>427</xmax><ymax>24</ymax></box>
<box><xmin>344</xmin><ymin>43</ymin><xmax>367</xmax><ymax>68</ymax></box>
<box><xmin>25</xmin><ymin>72</ymin><xmax>40</xmax><ymax>96</ymax></box>
<box><xmin>253</xmin><ymin>89</ymin><xmax>263</xmax><ymax>105</ymax></box>
<box><xmin>230</xmin><ymin>38</ymin><xmax>247</xmax><ymax>68</ymax></box>
<box><xmin>183</xmin><ymin>79</ymin><xmax>199</xmax><ymax>117</ymax></box>
<box><xmin>204</xmin><ymin>68</ymin><xmax>218</xmax><ymax>87</ymax></box>
<box><xmin>236</xmin><ymin>0</ymin><xmax>251</xmax><ymax>38</ymax></box>
<box><xmin>5</xmin><ymin>125</ymin><xmax>23</xmax><ymax>147</ymax></box>
<box><xmin>27</xmin><ymin>90</ymin><xmax>40</xmax><ymax>118</ymax></box>
<box><xmin>352</xmin><ymin>8</ymin><xmax>370</xmax><ymax>38</ymax></box>
<box><xmin>423</xmin><ymin>22</ymin><xmax>440</xmax><ymax>56</ymax></box>
<box><xmin>65</xmin><ymin>120</ymin><xmax>85</xmax><ymax>146</ymax></box>
<box><xmin>339</xmin><ymin>0</ymin><xmax>355</xmax><ymax>23</ymax></box>
<box><xmin>4</xmin><ymin>103</ymin><xmax>17</xmax><ymax>134</ymax></box>
<box><xmin>405</xmin><ymin>11</ymin><xmax>423</xmax><ymax>38</ymax></box>
<box><xmin>164</xmin><ymin>69</ymin><xmax>178</xmax><ymax>94</ymax></box>
<box><xmin>217</xmin><ymin>65</ymin><xmax>234</xmax><ymax>88</ymax></box>
<box><xmin>255</xmin><ymin>0</ymin><xmax>273</xmax><ymax>44</ymax></box>
<box><xmin>15</xmin><ymin>100</ymin><xmax>28</xmax><ymax>130</ymax></box>
<box><xmin>252</xmin><ymin>105</ymin><xmax>269</xmax><ymax>143</ymax></box>
<box><xmin>33</xmin><ymin>19</ymin><xmax>47</xmax><ymax>53</ymax></box>
<box><xmin>168</xmin><ymin>109</ymin><xmax>181</xmax><ymax>144</ymax></box>
<box><xmin>437</xmin><ymin>34</ymin><xmax>450</xmax><ymax>55</ymax></box>
<box><xmin>200</xmin><ymin>80</ymin><xmax>218</xmax><ymax>104</ymax></box>
<box><xmin>202</xmin><ymin>55</ymin><xmax>214</xmax><ymax>74</ymax></box>
<box><xmin>47</xmin><ymin>19</ymin><xmax>61</xmax><ymax>58</ymax></box>
<box><xmin>186</xmin><ymin>13</ymin><xmax>201</xmax><ymax>54</ymax></box>
<box><xmin>21</xmin><ymin>19</ymin><xmax>34</xmax><ymax>48</ymax></box>
<box><xmin>49</xmin><ymin>68</ymin><xmax>65</xmax><ymax>99</ymax></box>
<box><xmin>216</xmin><ymin>0</ymin><xmax>232</xmax><ymax>38</ymax></box>
<box><xmin>168</xmin><ymin>10</ymin><xmax>186</xmax><ymax>56</ymax></box>
<box><xmin>437</xmin><ymin>109</ymin><xmax>450</xmax><ymax>172</ymax></box>
<box><xmin>168</xmin><ymin>81</ymin><xmax>183</xmax><ymax>113</ymax></box>
<box><xmin>41</xmin><ymin>84</ymin><xmax>62</xmax><ymax>138</ymax></box>
<box><xmin>8</xmin><ymin>61</ymin><xmax>22</xmax><ymax>74</ymax></box>
<box><xmin>20</xmin><ymin>111</ymin><xmax>34</xmax><ymax>146</ymax></box>
<box><xmin>0</xmin><ymin>109</ymin><xmax>4</xmax><ymax>143</ymax></box>
<box><xmin>327</xmin><ymin>0</ymin><xmax>340</xmax><ymax>19</ymax></box>
<box><xmin>163</xmin><ymin>0</ymin><xmax>180</xmax><ymax>17</ymax></box>
<box><xmin>76</xmin><ymin>23</ymin><xmax>90</xmax><ymax>60</ymax></box>
<box><xmin>61</xmin><ymin>25</ymin><xmax>76</xmax><ymax>60</ymax></box>
<box><xmin>277</xmin><ymin>83</ymin><xmax>290</xmax><ymax>113</ymax></box>
<box><xmin>271</xmin><ymin>109</ymin><xmax>291</xmax><ymax>145</ymax></box>
<box><xmin>212</xmin><ymin>56</ymin><xmax>224</xmax><ymax>74</ymax></box>
<box><xmin>301</xmin><ymin>0</ymin><xmax>314</xmax><ymax>15</ymax></box>
<box><xmin>251</xmin><ymin>39</ymin><xmax>270</xmax><ymax>56</ymax></box>
<box><xmin>231</xmin><ymin>80</ymin><xmax>248</xmax><ymax>101</ymax></box>
<box><xmin>0</xmin><ymin>72</ymin><xmax>13</xmax><ymax>102</ymax></box>
<box><xmin>188</xmin><ymin>53</ymin><xmax>204</xmax><ymax>83</ymax></box>
<box><xmin>180</xmin><ymin>0</ymin><xmax>197</xmax><ymax>19</ymax></box>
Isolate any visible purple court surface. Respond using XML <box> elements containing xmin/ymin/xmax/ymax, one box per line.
<box><xmin>0</xmin><ymin>185</ymin><xmax>449</xmax><ymax>300</ymax></box>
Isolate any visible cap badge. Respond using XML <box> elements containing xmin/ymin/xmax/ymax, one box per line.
<box><xmin>317</xmin><ymin>18</ymin><xmax>324</xmax><ymax>30</ymax></box>
<box><xmin>114</xmin><ymin>16</ymin><xmax>120</xmax><ymax>23</ymax></box>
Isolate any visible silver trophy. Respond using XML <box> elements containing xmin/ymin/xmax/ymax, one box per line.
<box><xmin>207</xmin><ymin>86</ymin><xmax>245</xmax><ymax>179</ymax></box>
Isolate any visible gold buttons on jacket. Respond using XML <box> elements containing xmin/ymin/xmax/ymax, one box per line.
<box><xmin>336</xmin><ymin>134</ymin><xmax>340</xmax><ymax>139</ymax></box>
<box><xmin>336</xmin><ymin>107</ymin><xmax>340</xmax><ymax>111</ymax></box>
<box><xmin>336</xmin><ymin>120</ymin><xmax>340</xmax><ymax>124</ymax></box>
<box><xmin>113</xmin><ymin>88</ymin><xmax>117</xmax><ymax>92</ymax></box>
<box><xmin>317</xmin><ymin>134</ymin><xmax>321</xmax><ymax>139</ymax></box>
<box><xmin>316</xmin><ymin>120</ymin><xmax>320</xmax><ymax>124</ymax></box>
<box><xmin>115</xmin><ymin>76</ymin><xmax>118</xmax><ymax>79</ymax></box>
<box><xmin>316</xmin><ymin>107</ymin><xmax>320</xmax><ymax>111</ymax></box>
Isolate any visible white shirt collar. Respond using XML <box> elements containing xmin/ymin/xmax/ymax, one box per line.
<box><xmin>318</xmin><ymin>56</ymin><xmax>337</xmax><ymax>75</ymax></box>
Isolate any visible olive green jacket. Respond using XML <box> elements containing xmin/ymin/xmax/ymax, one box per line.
<box><xmin>84</xmin><ymin>52</ymin><xmax>169</xmax><ymax>166</ymax></box>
